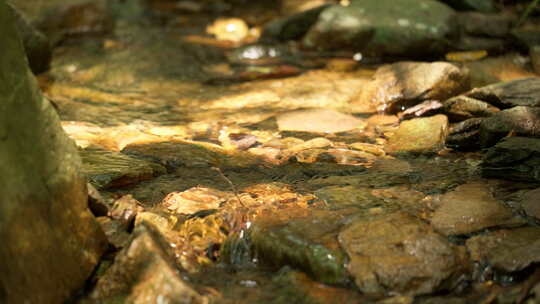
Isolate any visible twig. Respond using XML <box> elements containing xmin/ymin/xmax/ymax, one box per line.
<box><xmin>516</xmin><ymin>0</ymin><xmax>539</xmax><ymax>28</ymax></box>
<box><xmin>212</xmin><ymin>167</ymin><xmax>245</xmax><ymax>207</ymax></box>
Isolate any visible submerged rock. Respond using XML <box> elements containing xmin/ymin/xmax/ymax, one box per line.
<box><xmin>520</xmin><ymin>188</ymin><xmax>540</xmax><ymax>221</ymax></box>
<box><xmin>353</xmin><ymin>62</ymin><xmax>469</xmax><ymax>114</ymax></box>
<box><xmin>466</xmin><ymin>227</ymin><xmax>540</xmax><ymax>272</ymax></box>
<box><xmin>385</xmin><ymin>115</ymin><xmax>449</xmax><ymax>155</ymax></box>
<box><xmin>303</xmin><ymin>0</ymin><xmax>456</xmax><ymax>57</ymax></box>
<box><xmin>271</xmin><ymin>268</ymin><xmax>363</xmax><ymax>304</ymax></box>
<box><xmin>246</xmin><ymin>209</ymin><xmax>351</xmax><ymax>285</ymax></box>
<box><xmin>89</xmin><ymin>224</ymin><xmax>206</xmax><ymax>303</ymax></box>
<box><xmin>482</xmin><ymin>136</ymin><xmax>540</xmax><ymax>182</ymax></box>
<box><xmin>276</xmin><ymin>108</ymin><xmax>366</xmax><ymax>133</ymax></box>
<box><xmin>339</xmin><ymin>211</ymin><xmax>466</xmax><ymax>295</ymax></box>
<box><xmin>0</xmin><ymin>2</ymin><xmax>106</xmax><ymax>302</ymax></box>
<box><xmin>80</xmin><ymin>146</ymin><xmax>166</xmax><ymax>189</ymax></box>
<box><xmin>161</xmin><ymin>186</ymin><xmax>229</xmax><ymax>215</ymax></box>
<box><xmin>430</xmin><ymin>182</ymin><xmax>513</xmax><ymax>235</ymax></box>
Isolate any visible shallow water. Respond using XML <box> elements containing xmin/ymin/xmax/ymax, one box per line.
<box><xmin>19</xmin><ymin>0</ymin><xmax>540</xmax><ymax>302</ymax></box>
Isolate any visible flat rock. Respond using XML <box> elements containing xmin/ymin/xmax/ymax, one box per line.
<box><xmin>466</xmin><ymin>227</ymin><xmax>540</xmax><ymax>272</ymax></box>
<box><xmin>354</xmin><ymin>62</ymin><xmax>469</xmax><ymax>113</ymax></box>
<box><xmin>479</xmin><ymin>106</ymin><xmax>540</xmax><ymax>147</ymax></box>
<box><xmin>443</xmin><ymin>95</ymin><xmax>499</xmax><ymax>122</ymax></box>
<box><xmin>89</xmin><ymin>224</ymin><xmax>206</xmax><ymax>303</ymax></box>
<box><xmin>80</xmin><ymin>146</ymin><xmax>166</xmax><ymax>189</ymax></box>
<box><xmin>465</xmin><ymin>77</ymin><xmax>540</xmax><ymax>109</ymax></box>
<box><xmin>302</xmin><ymin>0</ymin><xmax>456</xmax><ymax>57</ymax></box>
<box><xmin>481</xmin><ymin>136</ymin><xmax>540</xmax><ymax>182</ymax></box>
<box><xmin>0</xmin><ymin>2</ymin><xmax>107</xmax><ymax>302</ymax></box>
<box><xmin>385</xmin><ymin>115</ymin><xmax>449</xmax><ymax>155</ymax></box>
<box><xmin>339</xmin><ymin>211</ymin><xmax>465</xmax><ymax>295</ymax></box>
<box><xmin>430</xmin><ymin>182</ymin><xmax>513</xmax><ymax>235</ymax></box>
<box><xmin>276</xmin><ymin>108</ymin><xmax>366</xmax><ymax>133</ymax></box>
<box><xmin>122</xmin><ymin>140</ymin><xmax>261</xmax><ymax>169</ymax></box>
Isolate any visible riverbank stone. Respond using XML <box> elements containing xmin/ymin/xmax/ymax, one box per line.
<box><xmin>0</xmin><ymin>1</ymin><xmax>106</xmax><ymax>302</ymax></box>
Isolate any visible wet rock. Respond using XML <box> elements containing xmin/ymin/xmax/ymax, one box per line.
<box><xmin>349</xmin><ymin>142</ymin><xmax>385</xmax><ymax>157</ymax></box>
<box><xmin>520</xmin><ymin>188</ymin><xmax>540</xmax><ymax>221</ymax></box>
<box><xmin>96</xmin><ymin>216</ymin><xmax>131</xmax><ymax>249</ymax></box>
<box><xmin>288</xmin><ymin>137</ymin><xmax>333</xmax><ymax>153</ymax></box>
<box><xmin>443</xmin><ymin>96</ymin><xmax>499</xmax><ymax>122</ymax></box>
<box><xmin>277</xmin><ymin>108</ymin><xmax>366</xmax><ymax>133</ymax></box>
<box><xmin>454</xmin><ymin>12</ymin><xmax>512</xmax><ymax>38</ymax></box>
<box><xmin>36</xmin><ymin>0</ymin><xmax>114</xmax><ymax>45</ymax></box>
<box><xmin>398</xmin><ymin>100</ymin><xmax>444</xmax><ymax>120</ymax></box>
<box><xmin>465</xmin><ymin>77</ymin><xmax>540</xmax><ymax>109</ymax></box>
<box><xmin>227</xmin><ymin>43</ymin><xmax>292</xmax><ymax>65</ymax></box>
<box><xmin>261</xmin><ymin>4</ymin><xmax>330</xmax><ymax>42</ymax></box>
<box><xmin>161</xmin><ymin>186</ymin><xmax>229</xmax><ymax>215</ymax></box>
<box><xmin>478</xmin><ymin>106</ymin><xmax>540</xmax><ymax>148</ymax></box>
<box><xmin>89</xmin><ymin>224</ymin><xmax>206</xmax><ymax>303</ymax></box>
<box><xmin>303</xmin><ymin>0</ymin><xmax>456</xmax><ymax>57</ymax></box>
<box><xmin>481</xmin><ymin>136</ymin><xmax>540</xmax><ymax>182</ymax></box>
<box><xmin>339</xmin><ymin>211</ymin><xmax>466</xmax><ymax>295</ymax></box>
<box><xmin>109</xmin><ymin>195</ymin><xmax>144</xmax><ymax>230</ymax></box>
<box><xmin>7</xmin><ymin>3</ymin><xmax>51</xmax><ymax>74</ymax></box>
<box><xmin>466</xmin><ymin>227</ymin><xmax>540</xmax><ymax>272</ymax></box>
<box><xmin>0</xmin><ymin>2</ymin><xmax>106</xmax><ymax>302</ymax></box>
<box><xmin>353</xmin><ymin>62</ymin><xmax>469</xmax><ymax>114</ymax></box>
<box><xmin>441</xmin><ymin>0</ymin><xmax>497</xmax><ymax>13</ymax></box>
<box><xmin>446</xmin><ymin>118</ymin><xmax>484</xmax><ymax>151</ymax></box>
<box><xmin>206</xmin><ymin>18</ymin><xmax>250</xmax><ymax>43</ymax></box>
<box><xmin>430</xmin><ymin>182</ymin><xmax>513</xmax><ymax>235</ymax></box>
<box><xmin>247</xmin><ymin>210</ymin><xmax>351</xmax><ymax>285</ymax></box>
<box><xmin>80</xmin><ymin>146</ymin><xmax>166</xmax><ymax>189</ymax></box>
<box><xmin>385</xmin><ymin>115</ymin><xmax>449</xmax><ymax>155</ymax></box>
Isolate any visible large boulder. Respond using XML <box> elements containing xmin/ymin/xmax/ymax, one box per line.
<box><xmin>0</xmin><ymin>1</ymin><xmax>106</xmax><ymax>303</ymax></box>
<box><xmin>302</xmin><ymin>0</ymin><xmax>457</xmax><ymax>57</ymax></box>
<box><xmin>7</xmin><ymin>3</ymin><xmax>51</xmax><ymax>74</ymax></box>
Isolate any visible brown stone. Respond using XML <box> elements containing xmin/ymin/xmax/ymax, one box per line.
<box><xmin>430</xmin><ymin>182</ymin><xmax>513</xmax><ymax>235</ymax></box>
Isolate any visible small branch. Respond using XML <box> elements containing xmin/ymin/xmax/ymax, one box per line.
<box><xmin>212</xmin><ymin>167</ymin><xmax>245</xmax><ymax>207</ymax></box>
<box><xmin>516</xmin><ymin>0</ymin><xmax>539</xmax><ymax>28</ymax></box>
